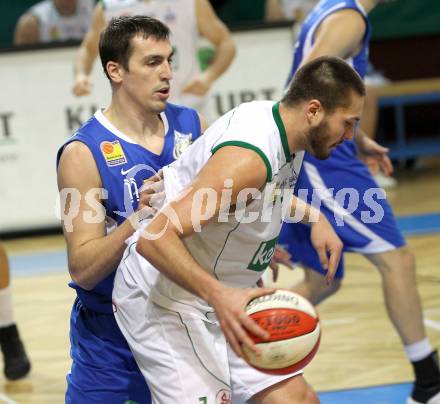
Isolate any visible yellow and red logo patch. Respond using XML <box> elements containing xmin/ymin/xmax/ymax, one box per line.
<box><xmin>100</xmin><ymin>140</ymin><xmax>127</xmax><ymax>167</ymax></box>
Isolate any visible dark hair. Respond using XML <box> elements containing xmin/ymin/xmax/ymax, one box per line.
<box><xmin>282</xmin><ymin>56</ymin><xmax>365</xmax><ymax>112</ymax></box>
<box><xmin>99</xmin><ymin>15</ymin><xmax>170</xmax><ymax>80</ymax></box>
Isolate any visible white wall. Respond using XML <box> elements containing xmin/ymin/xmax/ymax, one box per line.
<box><xmin>0</xmin><ymin>27</ymin><xmax>293</xmax><ymax>232</ymax></box>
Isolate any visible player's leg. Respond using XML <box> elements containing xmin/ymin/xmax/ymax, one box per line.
<box><xmin>306</xmin><ymin>154</ymin><xmax>439</xmax><ymax>403</ymax></box>
<box><xmin>285</xmin><ymin>155</ymin><xmax>439</xmax><ymax>402</ymax></box>
<box><xmin>278</xmin><ymin>222</ymin><xmax>343</xmax><ymax>304</ymax></box>
<box><xmin>366</xmin><ymin>247</ymin><xmax>424</xmax><ymax>345</ymax></box>
<box><xmin>66</xmin><ymin>298</ymin><xmax>150</xmax><ymax>404</ymax></box>
<box><xmin>117</xmin><ymin>302</ymin><xmax>231</xmax><ymax>403</ymax></box>
<box><xmin>292</xmin><ymin>265</ymin><xmax>342</xmax><ymax>305</ymax></box>
<box><xmin>113</xmin><ymin>262</ymin><xmax>231</xmax><ymax>403</ymax></box>
<box><xmin>0</xmin><ymin>242</ymin><xmax>31</xmax><ymax>380</ymax></box>
<box><xmin>229</xmin><ymin>345</ymin><xmax>318</xmax><ymax>404</ymax></box>
<box><xmin>365</xmin><ymin>248</ymin><xmax>440</xmax><ymax>404</ymax></box>
<box><xmin>251</xmin><ymin>375</ymin><xmax>318</xmax><ymax>404</ymax></box>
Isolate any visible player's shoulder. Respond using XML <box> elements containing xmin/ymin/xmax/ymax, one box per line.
<box><xmin>221</xmin><ymin>101</ymin><xmax>281</xmax><ymax>152</ymax></box>
<box><xmin>323</xmin><ymin>0</ymin><xmax>366</xmax><ymax>15</ymax></box>
<box><xmin>313</xmin><ymin>0</ymin><xmax>364</xmax><ymax>14</ymax></box>
<box><xmin>72</xmin><ymin>114</ymin><xmax>101</xmax><ymax>139</ymax></box>
<box><xmin>61</xmin><ymin>139</ymin><xmax>92</xmax><ymax>157</ymax></box>
<box><xmin>238</xmin><ymin>100</ymin><xmax>274</xmax><ymax>112</ymax></box>
<box><xmin>165</xmin><ymin>102</ymin><xmax>200</xmax><ymax>127</ymax></box>
<box><xmin>56</xmin><ymin>115</ymin><xmax>100</xmax><ymax>164</ymax></box>
<box><xmin>57</xmin><ymin>138</ymin><xmax>95</xmax><ymax>173</ymax></box>
<box><xmin>60</xmin><ymin>116</ymin><xmax>100</xmax><ymax>157</ymax></box>
<box><xmin>29</xmin><ymin>0</ymin><xmax>51</xmax><ymax>14</ymax></box>
<box><xmin>233</xmin><ymin>100</ymin><xmax>276</xmax><ymax>127</ymax></box>
<box><xmin>165</xmin><ymin>102</ymin><xmax>197</xmax><ymax>115</ymax></box>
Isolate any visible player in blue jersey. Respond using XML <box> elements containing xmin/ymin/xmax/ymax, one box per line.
<box><xmin>57</xmin><ymin>16</ymin><xmax>204</xmax><ymax>403</ymax></box>
<box><xmin>279</xmin><ymin>1</ymin><xmax>440</xmax><ymax>403</ymax></box>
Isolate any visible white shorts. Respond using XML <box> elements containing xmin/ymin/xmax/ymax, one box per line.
<box><xmin>113</xmin><ymin>266</ymin><xmax>302</xmax><ymax>403</ymax></box>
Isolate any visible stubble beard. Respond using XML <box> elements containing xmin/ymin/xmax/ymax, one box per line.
<box><xmin>308</xmin><ymin>119</ymin><xmax>332</xmax><ymax>160</ymax></box>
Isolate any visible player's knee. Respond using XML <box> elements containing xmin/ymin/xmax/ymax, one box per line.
<box><xmin>327</xmin><ymin>277</ymin><xmax>342</xmax><ymax>295</ymax></box>
<box><xmin>373</xmin><ymin>247</ymin><xmax>416</xmax><ymax>278</ymax></box>
<box><xmin>311</xmin><ymin>277</ymin><xmax>341</xmax><ymax>302</ymax></box>
<box><xmin>302</xmin><ymin>384</ymin><xmax>319</xmax><ymax>403</ymax></box>
<box><xmin>252</xmin><ymin>375</ymin><xmax>319</xmax><ymax>403</ymax></box>
<box><xmin>289</xmin><ymin>379</ymin><xmax>319</xmax><ymax>404</ymax></box>
<box><xmin>391</xmin><ymin>247</ymin><xmax>416</xmax><ymax>277</ymax></box>
<box><xmin>400</xmin><ymin>248</ymin><xmax>416</xmax><ymax>272</ymax></box>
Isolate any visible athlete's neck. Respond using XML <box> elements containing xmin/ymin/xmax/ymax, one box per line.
<box><xmin>278</xmin><ymin>101</ymin><xmax>310</xmax><ymax>154</ymax></box>
<box><xmin>104</xmin><ymin>100</ymin><xmax>165</xmax><ymax>144</ymax></box>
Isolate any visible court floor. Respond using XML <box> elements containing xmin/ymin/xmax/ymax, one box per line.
<box><xmin>1</xmin><ymin>160</ymin><xmax>440</xmax><ymax>403</ymax></box>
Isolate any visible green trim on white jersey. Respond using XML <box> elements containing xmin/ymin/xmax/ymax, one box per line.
<box><xmin>211</xmin><ymin>140</ymin><xmax>273</xmax><ymax>183</ymax></box>
<box><xmin>272</xmin><ymin>102</ymin><xmax>292</xmax><ymax>162</ymax></box>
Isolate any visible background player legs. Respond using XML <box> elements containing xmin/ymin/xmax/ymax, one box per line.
<box><xmin>0</xmin><ymin>242</ymin><xmax>31</xmax><ymax>380</ymax></box>
<box><xmin>291</xmin><ymin>245</ymin><xmax>440</xmax><ymax>401</ymax></box>
<box><xmin>250</xmin><ymin>375</ymin><xmax>319</xmax><ymax>404</ymax></box>
<box><xmin>291</xmin><ymin>248</ymin><xmax>425</xmax><ymax>344</ymax></box>
<box><xmin>0</xmin><ymin>244</ymin><xmax>10</xmax><ymax>290</ymax></box>
<box><xmin>291</xmin><ymin>267</ymin><xmax>342</xmax><ymax>305</ymax></box>
<box><xmin>365</xmin><ymin>247</ymin><xmax>440</xmax><ymax>401</ymax></box>
<box><xmin>365</xmin><ymin>247</ymin><xmax>425</xmax><ymax>346</ymax></box>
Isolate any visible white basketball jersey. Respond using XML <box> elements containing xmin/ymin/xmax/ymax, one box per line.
<box><xmin>30</xmin><ymin>0</ymin><xmax>93</xmax><ymax>42</ymax></box>
<box><xmin>149</xmin><ymin>100</ymin><xmax>304</xmax><ymax>315</ymax></box>
<box><xmin>102</xmin><ymin>0</ymin><xmax>201</xmax><ymax>108</ymax></box>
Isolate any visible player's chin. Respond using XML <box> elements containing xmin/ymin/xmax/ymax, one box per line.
<box><xmin>322</xmin><ymin>144</ymin><xmax>340</xmax><ymax>159</ymax></box>
<box><xmin>312</xmin><ymin>147</ymin><xmax>332</xmax><ymax>160</ymax></box>
<box><xmin>151</xmin><ymin>97</ymin><xmax>168</xmax><ymax>112</ymax></box>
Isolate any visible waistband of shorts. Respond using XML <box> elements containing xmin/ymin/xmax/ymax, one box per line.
<box><xmin>150</xmin><ymin>288</ymin><xmax>217</xmax><ymax>323</ymax></box>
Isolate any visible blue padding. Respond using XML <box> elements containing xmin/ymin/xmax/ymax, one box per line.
<box><xmin>379</xmin><ymin>91</ymin><xmax>440</xmax><ymax>107</ymax></box>
<box><xmin>7</xmin><ymin>213</ymin><xmax>440</xmax><ymax>276</ymax></box>
<box><xmin>396</xmin><ymin>212</ymin><xmax>440</xmax><ymax>235</ymax></box>
<box><xmin>385</xmin><ymin>139</ymin><xmax>440</xmax><ymax>159</ymax></box>
<box><xmin>9</xmin><ymin>250</ymin><xmax>67</xmax><ymax>276</ymax></box>
<box><xmin>319</xmin><ymin>382</ymin><xmax>412</xmax><ymax>404</ymax></box>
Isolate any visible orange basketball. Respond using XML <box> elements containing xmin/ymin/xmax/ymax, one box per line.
<box><xmin>243</xmin><ymin>290</ymin><xmax>321</xmax><ymax>375</ymax></box>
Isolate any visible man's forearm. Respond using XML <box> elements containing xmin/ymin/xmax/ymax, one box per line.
<box><xmin>290</xmin><ymin>196</ymin><xmax>322</xmax><ymax>224</ymax></box>
<box><xmin>353</xmin><ymin>127</ymin><xmax>368</xmax><ymax>150</ymax></box>
<box><xmin>137</xmin><ymin>219</ymin><xmax>224</xmax><ymax>303</ymax></box>
<box><xmin>68</xmin><ymin>214</ymin><xmax>140</xmax><ymax>290</ymax></box>
<box><xmin>74</xmin><ymin>45</ymin><xmax>95</xmax><ymax>76</ymax></box>
<box><xmin>204</xmin><ymin>38</ymin><xmax>236</xmax><ymax>84</ymax></box>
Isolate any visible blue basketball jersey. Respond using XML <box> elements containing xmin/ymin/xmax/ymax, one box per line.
<box><xmin>287</xmin><ymin>0</ymin><xmax>370</xmax><ymax>83</ymax></box>
<box><xmin>57</xmin><ymin>103</ymin><xmax>201</xmax><ymax>313</ymax></box>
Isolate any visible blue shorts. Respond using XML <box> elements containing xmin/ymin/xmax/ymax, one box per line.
<box><xmin>279</xmin><ymin>149</ymin><xmax>405</xmax><ymax>279</ymax></box>
<box><xmin>66</xmin><ymin>298</ymin><xmax>151</xmax><ymax>404</ymax></box>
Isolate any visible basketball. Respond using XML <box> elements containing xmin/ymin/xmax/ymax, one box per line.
<box><xmin>242</xmin><ymin>290</ymin><xmax>321</xmax><ymax>375</ymax></box>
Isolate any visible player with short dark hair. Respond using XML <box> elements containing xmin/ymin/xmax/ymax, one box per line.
<box><xmin>72</xmin><ymin>0</ymin><xmax>236</xmax><ymax>118</ymax></box>
<box><xmin>112</xmin><ymin>56</ymin><xmax>364</xmax><ymax>403</ymax></box>
<box><xmin>57</xmin><ymin>15</ymin><xmax>204</xmax><ymax>403</ymax></box>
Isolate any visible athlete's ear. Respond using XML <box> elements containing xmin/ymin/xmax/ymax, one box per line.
<box><xmin>106</xmin><ymin>61</ymin><xmax>123</xmax><ymax>84</ymax></box>
<box><xmin>306</xmin><ymin>99</ymin><xmax>322</xmax><ymax>124</ymax></box>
